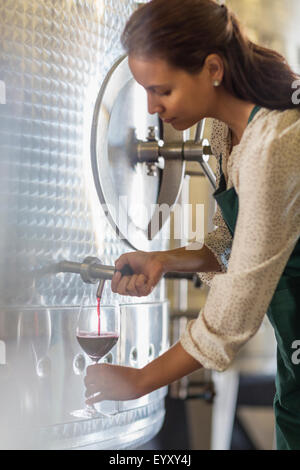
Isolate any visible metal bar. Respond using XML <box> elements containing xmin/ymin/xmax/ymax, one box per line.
<box><xmin>199</xmin><ymin>160</ymin><xmax>217</xmax><ymax>190</ymax></box>
<box><xmin>195</xmin><ymin>119</ymin><xmax>205</xmax><ymax>143</ymax></box>
<box><xmin>56</xmin><ymin>258</ymin><xmax>201</xmax><ymax>286</ymax></box>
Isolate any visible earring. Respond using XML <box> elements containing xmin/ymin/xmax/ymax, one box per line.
<box><xmin>213</xmin><ymin>80</ymin><xmax>221</xmax><ymax>87</ymax></box>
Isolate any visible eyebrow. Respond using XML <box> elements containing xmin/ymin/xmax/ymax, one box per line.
<box><xmin>146</xmin><ymin>84</ymin><xmax>170</xmax><ymax>91</ymax></box>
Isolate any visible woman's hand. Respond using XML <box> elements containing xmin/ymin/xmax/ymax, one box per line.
<box><xmin>84</xmin><ymin>364</ymin><xmax>144</xmax><ymax>405</ymax></box>
<box><xmin>111</xmin><ymin>245</ymin><xmax>221</xmax><ymax>297</ymax></box>
<box><xmin>84</xmin><ymin>343</ymin><xmax>201</xmax><ymax>405</ymax></box>
<box><xmin>111</xmin><ymin>251</ymin><xmax>166</xmax><ymax>297</ymax></box>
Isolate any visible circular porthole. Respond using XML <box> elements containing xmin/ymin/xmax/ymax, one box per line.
<box><xmin>91</xmin><ymin>55</ymin><xmax>185</xmax><ymax>250</ymax></box>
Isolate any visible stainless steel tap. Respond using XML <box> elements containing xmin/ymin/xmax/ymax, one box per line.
<box><xmin>55</xmin><ymin>256</ymin><xmax>132</xmax><ymax>298</ymax></box>
<box><xmin>56</xmin><ymin>257</ymin><xmax>116</xmax><ymax>283</ymax></box>
<box><xmin>55</xmin><ymin>256</ymin><xmax>202</xmax><ymax>289</ymax></box>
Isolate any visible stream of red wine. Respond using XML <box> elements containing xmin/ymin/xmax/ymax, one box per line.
<box><xmin>97</xmin><ymin>296</ymin><xmax>101</xmax><ymax>336</ymax></box>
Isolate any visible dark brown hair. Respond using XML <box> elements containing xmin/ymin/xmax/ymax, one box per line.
<box><xmin>121</xmin><ymin>0</ymin><xmax>300</xmax><ymax>110</ymax></box>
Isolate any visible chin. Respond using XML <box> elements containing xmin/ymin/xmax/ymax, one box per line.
<box><xmin>171</xmin><ymin>120</ymin><xmax>197</xmax><ymax>131</ymax></box>
<box><xmin>171</xmin><ymin>121</ymin><xmax>189</xmax><ymax>131</ymax></box>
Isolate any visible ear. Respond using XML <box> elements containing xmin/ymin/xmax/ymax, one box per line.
<box><xmin>204</xmin><ymin>54</ymin><xmax>224</xmax><ymax>85</ymax></box>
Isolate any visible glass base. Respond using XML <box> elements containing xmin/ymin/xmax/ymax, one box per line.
<box><xmin>70</xmin><ymin>405</ymin><xmax>116</xmax><ymax>419</ymax></box>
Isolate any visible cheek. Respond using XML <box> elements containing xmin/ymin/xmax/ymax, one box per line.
<box><xmin>164</xmin><ymin>97</ymin><xmax>180</xmax><ymax>112</ymax></box>
<box><xmin>170</xmin><ymin>97</ymin><xmax>191</xmax><ymax>116</ymax></box>
<box><xmin>168</xmin><ymin>88</ymin><xmax>204</xmax><ymax>120</ymax></box>
<box><xmin>180</xmin><ymin>89</ymin><xmax>201</xmax><ymax>113</ymax></box>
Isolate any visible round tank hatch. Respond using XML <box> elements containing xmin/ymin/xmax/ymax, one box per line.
<box><xmin>91</xmin><ymin>55</ymin><xmax>185</xmax><ymax>250</ymax></box>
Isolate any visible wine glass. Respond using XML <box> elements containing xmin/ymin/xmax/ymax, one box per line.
<box><xmin>71</xmin><ymin>301</ymin><xmax>120</xmax><ymax>419</ymax></box>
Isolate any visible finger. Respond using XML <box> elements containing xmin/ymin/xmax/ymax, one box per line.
<box><xmin>135</xmin><ymin>273</ymin><xmax>146</xmax><ymax>286</ymax></box>
<box><xmin>140</xmin><ymin>268</ymin><xmax>162</xmax><ymax>296</ymax></box>
<box><xmin>84</xmin><ymin>365</ymin><xmax>99</xmax><ymax>385</ymax></box>
<box><xmin>86</xmin><ymin>364</ymin><xmax>98</xmax><ymax>373</ymax></box>
<box><xmin>85</xmin><ymin>383</ymin><xmax>98</xmax><ymax>398</ymax></box>
<box><xmin>135</xmin><ymin>274</ymin><xmax>148</xmax><ymax>296</ymax></box>
<box><xmin>126</xmin><ymin>274</ymin><xmax>139</xmax><ymax>296</ymax></box>
<box><xmin>138</xmin><ymin>278</ymin><xmax>154</xmax><ymax>297</ymax></box>
<box><xmin>111</xmin><ymin>271</ymin><xmax>122</xmax><ymax>292</ymax></box>
<box><xmin>114</xmin><ymin>254</ymin><xmax>130</xmax><ymax>271</ymax></box>
<box><xmin>84</xmin><ymin>375</ymin><xmax>95</xmax><ymax>388</ymax></box>
<box><xmin>116</xmin><ymin>275</ymin><xmax>131</xmax><ymax>295</ymax></box>
<box><xmin>86</xmin><ymin>392</ymin><xmax>103</xmax><ymax>406</ymax></box>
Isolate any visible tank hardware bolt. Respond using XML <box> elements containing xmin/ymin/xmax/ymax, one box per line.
<box><xmin>147</xmin><ymin>126</ymin><xmax>157</xmax><ymax>141</ymax></box>
<box><xmin>146</xmin><ymin>162</ymin><xmax>158</xmax><ymax>176</ymax></box>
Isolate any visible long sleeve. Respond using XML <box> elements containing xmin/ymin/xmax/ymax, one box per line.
<box><xmin>180</xmin><ymin>108</ymin><xmax>300</xmax><ymax>371</ymax></box>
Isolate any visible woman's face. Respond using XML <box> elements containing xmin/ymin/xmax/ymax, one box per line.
<box><xmin>128</xmin><ymin>55</ymin><xmax>218</xmax><ymax>131</ymax></box>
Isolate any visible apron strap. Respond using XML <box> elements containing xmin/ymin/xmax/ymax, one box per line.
<box><xmin>248</xmin><ymin>105</ymin><xmax>261</xmax><ymax>124</ymax></box>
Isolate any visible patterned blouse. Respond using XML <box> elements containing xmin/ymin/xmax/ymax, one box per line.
<box><xmin>180</xmin><ymin>107</ymin><xmax>300</xmax><ymax>371</ymax></box>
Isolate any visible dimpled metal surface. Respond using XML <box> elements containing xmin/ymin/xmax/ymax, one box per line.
<box><xmin>0</xmin><ymin>0</ymin><xmax>169</xmax><ymax>449</ymax></box>
<box><xmin>0</xmin><ymin>0</ymin><xmax>168</xmax><ymax>307</ymax></box>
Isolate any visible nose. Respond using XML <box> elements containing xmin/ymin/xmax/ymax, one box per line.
<box><xmin>147</xmin><ymin>93</ymin><xmax>164</xmax><ymax>115</ymax></box>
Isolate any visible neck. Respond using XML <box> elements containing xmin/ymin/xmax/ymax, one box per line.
<box><xmin>209</xmin><ymin>90</ymin><xmax>256</xmax><ymax>144</ymax></box>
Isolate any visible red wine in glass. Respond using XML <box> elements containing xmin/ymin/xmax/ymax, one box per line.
<box><xmin>71</xmin><ymin>303</ymin><xmax>120</xmax><ymax>419</ymax></box>
<box><xmin>76</xmin><ymin>332</ymin><xmax>119</xmax><ymax>362</ymax></box>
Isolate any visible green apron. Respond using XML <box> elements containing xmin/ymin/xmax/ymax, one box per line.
<box><xmin>213</xmin><ymin>105</ymin><xmax>300</xmax><ymax>450</ymax></box>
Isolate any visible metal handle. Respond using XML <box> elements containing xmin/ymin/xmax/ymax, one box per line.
<box><xmin>116</xmin><ymin>266</ymin><xmax>202</xmax><ymax>288</ymax></box>
<box><xmin>194</xmin><ymin>119</ymin><xmax>216</xmax><ymax>190</ymax></box>
<box><xmin>136</xmin><ymin>119</ymin><xmax>216</xmax><ymax>190</ymax></box>
<box><xmin>195</xmin><ymin>119</ymin><xmax>205</xmax><ymax>143</ymax></box>
<box><xmin>164</xmin><ymin>272</ymin><xmax>202</xmax><ymax>288</ymax></box>
<box><xmin>56</xmin><ymin>258</ymin><xmax>202</xmax><ymax>288</ymax></box>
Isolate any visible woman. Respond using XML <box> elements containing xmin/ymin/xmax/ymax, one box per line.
<box><xmin>84</xmin><ymin>0</ymin><xmax>300</xmax><ymax>449</ymax></box>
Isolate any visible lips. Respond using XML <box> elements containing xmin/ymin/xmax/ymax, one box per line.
<box><xmin>162</xmin><ymin>117</ymin><xmax>176</xmax><ymax>123</ymax></box>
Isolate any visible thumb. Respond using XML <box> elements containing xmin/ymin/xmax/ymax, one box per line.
<box><xmin>114</xmin><ymin>254</ymin><xmax>130</xmax><ymax>271</ymax></box>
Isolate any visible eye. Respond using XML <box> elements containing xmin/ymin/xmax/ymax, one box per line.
<box><xmin>158</xmin><ymin>90</ymin><xmax>171</xmax><ymax>97</ymax></box>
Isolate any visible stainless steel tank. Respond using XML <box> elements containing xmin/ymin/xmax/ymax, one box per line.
<box><xmin>0</xmin><ymin>0</ymin><xmax>173</xmax><ymax>450</ymax></box>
